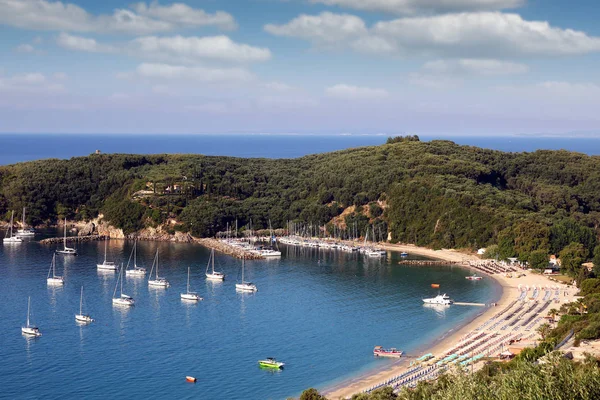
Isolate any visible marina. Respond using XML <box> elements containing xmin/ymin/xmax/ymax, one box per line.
<box><xmin>0</xmin><ymin>236</ymin><xmax>501</xmax><ymax>399</ymax></box>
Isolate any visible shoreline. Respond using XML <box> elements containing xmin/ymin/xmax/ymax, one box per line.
<box><xmin>322</xmin><ymin>244</ymin><xmax>565</xmax><ymax>400</ymax></box>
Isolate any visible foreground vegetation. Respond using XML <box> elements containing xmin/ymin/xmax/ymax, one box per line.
<box><xmin>297</xmin><ymin>354</ymin><xmax>600</xmax><ymax>400</ymax></box>
<box><xmin>2</xmin><ymin>137</ymin><xmax>600</xmax><ymax>269</ymax></box>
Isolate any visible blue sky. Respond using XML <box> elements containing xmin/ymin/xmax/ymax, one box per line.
<box><xmin>0</xmin><ymin>0</ymin><xmax>599</xmax><ymax>135</ymax></box>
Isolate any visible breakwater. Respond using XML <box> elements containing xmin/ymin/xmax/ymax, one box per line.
<box><xmin>40</xmin><ymin>235</ymin><xmax>107</xmax><ymax>244</ymax></box>
<box><xmin>194</xmin><ymin>238</ymin><xmax>264</xmax><ymax>260</ymax></box>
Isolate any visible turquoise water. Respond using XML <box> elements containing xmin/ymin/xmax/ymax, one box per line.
<box><xmin>0</xmin><ymin>236</ymin><xmax>500</xmax><ymax>399</ymax></box>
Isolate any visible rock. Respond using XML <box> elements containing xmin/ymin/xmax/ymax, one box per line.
<box><xmin>78</xmin><ymin>221</ymin><xmax>95</xmax><ymax>236</ymax></box>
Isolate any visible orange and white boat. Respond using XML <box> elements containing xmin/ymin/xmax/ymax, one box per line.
<box><xmin>373</xmin><ymin>346</ymin><xmax>403</xmax><ymax>358</ymax></box>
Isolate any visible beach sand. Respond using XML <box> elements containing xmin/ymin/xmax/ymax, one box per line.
<box><xmin>323</xmin><ymin>246</ymin><xmax>576</xmax><ymax>400</ymax></box>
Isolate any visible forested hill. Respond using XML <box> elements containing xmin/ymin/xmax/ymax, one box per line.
<box><xmin>2</xmin><ymin>138</ymin><xmax>600</xmax><ymax>264</ymax></box>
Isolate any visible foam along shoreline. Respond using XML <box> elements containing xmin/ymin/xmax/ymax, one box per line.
<box><xmin>322</xmin><ymin>245</ymin><xmax>576</xmax><ymax>400</ymax></box>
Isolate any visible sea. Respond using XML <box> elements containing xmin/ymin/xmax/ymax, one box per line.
<box><xmin>0</xmin><ymin>235</ymin><xmax>501</xmax><ymax>399</ymax></box>
<box><xmin>0</xmin><ymin>134</ymin><xmax>599</xmax><ymax>165</ymax></box>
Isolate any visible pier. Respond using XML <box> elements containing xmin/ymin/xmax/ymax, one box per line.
<box><xmin>40</xmin><ymin>235</ymin><xmax>107</xmax><ymax>244</ymax></box>
<box><xmin>194</xmin><ymin>238</ymin><xmax>265</xmax><ymax>260</ymax></box>
<box><xmin>453</xmin><ymin>302</ymin><xmax>486</xmax><ymax>307</ymax></box>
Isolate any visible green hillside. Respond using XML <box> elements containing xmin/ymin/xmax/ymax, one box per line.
<box><xmin>2</xmin><ymin>137</ymin><xmax>600</xmax><ymax>266</ymax></box>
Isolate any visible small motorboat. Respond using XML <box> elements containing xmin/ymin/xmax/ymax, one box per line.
<box><xmin>258</xmin><ymin>358</ymin><xmax>285</xmax><ymax>369</ymax></box>
<box><xmin>186</xmin><ymin>376</ymin><xmax>197</xmax><ymax>383</ymax></box>
<box><xmin>466</xmin><ymin>274</ymin><xmax>483</xmax><ymax>281</ymax></box>
<box><xmin>373</xmin><ymin>346</ymin><xmax>403</xmax><ymax>358</ymax></box>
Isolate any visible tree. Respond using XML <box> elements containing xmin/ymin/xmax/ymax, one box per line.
<box><xmin>299</xmin><ymin>388</ymin><xmax>328</xmax><ymax>400</ymax></box>
<box><xmin>580</xmin><ymin>278</ymin><xmax>600</xmax><ymax>296</ymax></box>
<box><xmin>351</xmin><ymin>387</ymin><xmax>397</xmax><ymax>400</ymax></box>
<box><xmin>537</xmin><ymin>323</ymin><xmax>552</xmax><ymax>340</ymax></box>
<box><xmin>483</xmin><ymin>244</ymin><xmax>500</xmax><ymax>260</ymax></box>
<box><xmin>559</xmin><ymin>242</ymin><xmax>586</xmax><ymax>277</ymax></box>
<box><xmin>528</xmin><ymin>250</ymin><xmax>549</xmax><ymax>270</ymax></box>
<box><xmin>548</xmin><ymin>308</ymin><xmax>559</xmax><ymax>323</ymax></box>
<box><xmin>593</xmin><ymin>245</ymin><xmax>600</xmax><ymax>276</ymax></box>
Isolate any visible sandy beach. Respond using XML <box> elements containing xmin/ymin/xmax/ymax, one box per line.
<box><xmin>322</xmin><ymin>245</ymin><xmax>576</xmax><ymax>400</ymax></box>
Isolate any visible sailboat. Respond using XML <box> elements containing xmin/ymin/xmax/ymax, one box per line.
<box><xmin>148</xmin><ymin>249</ymin><xmax>170</xmax><ymax>288</ymax></box>
<box><xmin>235</xmin><ymin>256</ymin><xmax>257</xmax><ymax>292</ymax></box>
<box><xmin>125</xmin><ymin>240</ymin><xmax>146</xmax><ymax>276</ymax></box>
<box><xmin>16</xmin><ymin>207</ymin><xmax>35</xmax><ymax>236</ymax></box>
<box><xmin>181</xmin><ymin>267</ymin><xmax>202</xmax><ymax>301</ymax></box>
<box><xmin>46</xmin><ymin>253</ymin><xmax>64</xmax><ymax>285</ymax></box>
<box><xmin>3</xmin><ymin>211</ymin><xmax>23</xmax><ymax>243</ymax></box>
<box><xmin>56</xmin><ymin>218</ymin><xmax>77</xmax><ymax>255</ymax></box>
<box><xmin>205</xmin><ymin>249</ymin><xmax>225</xmax><ymax>281</ymax></box>
<box><xmin>22</xmin><ymin>296</ymin><xmax>42</xmax><ymax>337</ymax></box>
<box><xmin>75</xmin><ymin>286</ymin><xmax>94</xmax><ymax>323</ymax></box>
<box><xmin>112</xmin><ymin>264</ymin><xmax>134</xmax><ymax>306</ymax></box>
<box><xmin>97</xmin><ymin>238</ymin><xmax>117</xmax><ymax>270</ymax></box>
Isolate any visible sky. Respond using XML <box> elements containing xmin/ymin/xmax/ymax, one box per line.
<box><xmin>0</xmin><ymin>0</ymin><xmax>600</xmax><ymax>136</ymax></box>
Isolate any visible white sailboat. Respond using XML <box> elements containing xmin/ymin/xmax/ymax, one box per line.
<box><xmin>22</xmin><ymin>296</ymin><xmax>42</xmax><ymax>337</ymax></box>
<box><xmin>148</xmin><ymin>249</ymin><xmax>170</xmax><ymax>288</ymax></box>
<box><xmin>235</xmin><ymin>257</ymin><xmax>257</xmax><ymax>292</ymax></box>
<box><xmin>16</xmin><ymin>207</ymin><xmax>35</xmax><ymax>236</ymax></box>
<box><xmin>181</xmin><ymin>267</ymin><xmax>202</xmax><ymax>301</ymax></box>
<box><xmin>112</xmin><ymin>264</ymin><xmax>134</xmax><ymax>306</ymax></box>
<box><xmin>97</xmin><ymin>238</ymin><xmax>117</xmax><ymax>270</ymax></box>
<box><xmin>56</xmin><ymin>218</ymin><xmax>77</xmax><ymax>255</ymax></box>
<box><xmin>205</xmin><ymin>249</ymin><xmax>225</xmax><ymax>281</ymax></box>
<box><xmin>3</xmin><ymin>211</ymin><xmax>23</xmax><ymax>243</ymax></box>
<box><xmin>125</xmin><ymin>240</ymin><xmax>146</xmax><ymax>276</ymax></box>
<box><xmin>75</xmin><ymin>286</ymin><xmax>94</xmax><ymax>323</ymax></box>
<box><xmin>46</xmin><ymin>253</ymin><xmax>64</xmax><ymax>285</ymax></box>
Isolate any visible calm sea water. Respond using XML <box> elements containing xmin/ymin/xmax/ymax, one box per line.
<box><xmin>0</xmin><ymin>134</ymin><xmax>599</xmax><ymax>165</ymax></box>
<box><xmin>0</xmin><ymin>235</ymin><xmax>500</xmax><ymax>399</ymax></box>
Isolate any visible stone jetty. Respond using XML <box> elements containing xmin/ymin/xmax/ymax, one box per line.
<box><xmin>40</xmin><ymin>235</ymin><xmax>107</xmax><ymax>244</ymax></box>
<box><xmin>195</xmin><ymin>238</ymin><xmax>264</xmax><ymax>260</ymax></box>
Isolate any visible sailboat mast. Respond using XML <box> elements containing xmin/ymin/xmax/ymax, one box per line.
<box><xmin>212</xmin><ymin>249</ymin><xmax>215</xmax><ymax>273</ymax></box>
<box><xmin>104</xmin><ymin>239</ymin><xmax>108</xmax><ymax>263</ymax></box>
<box><xmin>187</xmin><ymin>267</ymin><xmax>190</xmax><ymax>293</ymax></box>
<box><xmin>120</xmin><ymin>264</ymin><xmax>124</xmax><ymax>295</ymax></box>
<box><xmin>241</xmin><ymin>257</ymin><xmax>245</xmax><ymax>283</ymax></box>
<box><xmin>63</xmin><ymin>218</ymin><xmax>67</xmax><ymax>248</ymax></box>
<box><xmin>26</xmin><ymin>296</ymin><xmax>30</xmax><ymax>327</ymax></box>
<box><xmin>80</xmin><ymin>286</ymin><xmax>83</xmax><ymax>314</ymax></box>
<box><xmin>22</xmin><ymin>207</ymin><xmax>26</xmax><ymax>229</ymax></box>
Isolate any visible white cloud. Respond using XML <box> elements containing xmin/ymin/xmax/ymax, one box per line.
<box><xmin>311</xmin><ymin>0</ymin><xmax>524</xmax><ymax>15</ymax></box>
<box><xmin>265</xmin><ymin>12</ymin><xmax>367</xmax><ymax>46</ymax></box>
<box><xmin>0</xmin><ymin>72</ymin><xmax>65</xmax><ymax>93</ymax></box>
<box><xmin>0</xmin><ymin>0</ymin><xmax>235</xmax><ymax>35</ymax></box>
<box><xmin>266</xmin><ymin>12</ymin><xmax>600</xmax><ymax>58</ymax></box>
<box><xmin>370</xmin><ymin>12</ymin><xmax>600</xmax><ymax>57</ymax></box>
<box><xmin>264</xmin><ymin>82</ymin><xmax>294</xmax><ymax>91</ymax></box>
<box><xmin>132</xmin><ymin>2</ymin><xmax>237</xmax><ymax>31</ymax></box>
<box><xmin>423</xmin><ymin>59</ymin><xmax>529</xmax><ymax>75</ymax></box>
<box><xmin>53</xmin><ymin>72</ymin><xmax>68</xmax><ymax>80</ymax></box>
<box><xmin>133</xmin><ymin>63</ymin><xmax>254</xmax><ymax>83</ymax></box>
<box><xmin>325</xmin><ymin>84</ymin><xmax>389</xmax><ymax>99</ymax></box>
<box><xmin>57</xmin><ymin>32</ymin><xmax>115</xmax><ymax>52</ymax></box>
<box><xmin>16</xmin><ymin>44</ymin><xmax>35</xmax><ymax>53</ymax></box>
<box><xmin>130</xmin><ymin>35</ymin><xmax>271</xmax><ymax>63</ymax></box>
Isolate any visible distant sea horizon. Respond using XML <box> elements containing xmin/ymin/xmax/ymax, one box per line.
<box><xmin>0</xmin><ymin>133</ymin><xmax>599</xmax><ymax>166</ymax></box>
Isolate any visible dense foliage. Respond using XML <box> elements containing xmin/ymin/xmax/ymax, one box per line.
<box><xmin>298</xmin><ymin>355</ymin><xmax>600</xmax><ymax>400</ymax></box>
<box><xmin>2</xmin><ymin>140</ymin><xmax>600</xmax><ymax>262</ymax></box>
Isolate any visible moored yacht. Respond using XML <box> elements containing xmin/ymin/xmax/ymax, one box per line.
<box><xmin>422</xmin><ymin>293</ymin><xmax>453</xmax><ymax>305</ymax></box>
<box><xmin>205</xmin><ymin>249</ymin><xmax>225</xmax><ymax>281</ymax></box>
<box><xmin>97</xmin><ymin>238</ymin><xmax>117</xmax><ymax>270</ymax></box>
<box><xmin>258</xmin><ymin>358</ymin><xmax>285</xmax><ymax>369</ymax></box>
<box><xmin>148</xmin><ymin>249</ymin><xmax>169</xmax><ymax>288</ymax></box>
<box><xmin>16</xmin><ymin>207</ymin><xmax>35</xmax><ymax>236</ymax></box>
<box><xmin>56</xmin><ymin>218</ymin><xmax>77</xmax><ymax>255</ymax></box>
<box><xmin>46</xmin><ymin>253</ymin><xmax>64</xmax><ymax>285</ymax></box>
<box><xmin>3</xmin><ymin>211</ymin><xmax>23</xmax><ymax>243</ymax></box>
<box><xmin>235</xmin><ymin>257</ymin><xmax>257</xmax><ymax>292</ymax></box>
<box><xmin>22</xmin><ymin>297</ymin><xmax>41</xmax><ymax>337</ymax></box>
<box><xmin>373</xmin><ymin>346</ymin><xmax>403</xmax><ymax>358</ymax></box>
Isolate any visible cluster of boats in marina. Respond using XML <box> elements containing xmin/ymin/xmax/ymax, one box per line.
<box><xmin>278</xmin><ymin>236</ymin><xmax>398</xmax><ymax>258</ymax></box>
<box><xmin>3</xmin><ymin>209</ymin><xmax>35</xmax><ymax>243</ymax></box>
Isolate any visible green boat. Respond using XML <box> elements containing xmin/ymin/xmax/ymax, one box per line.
<box><xmin>258</xmin><ymin>358</ymin><xmax>285</xmax><ymax>369</ymax></box>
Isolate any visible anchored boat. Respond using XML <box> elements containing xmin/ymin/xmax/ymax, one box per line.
<box><xmin>466</xmin><ymin>274</ymin><xmax>483</xmax><ymax>281</ymax></box>
<box><xmin>423</xmin><ymin>293</ymin><xmax>453</xmax><ymax>305</ymax></box>
<box><xmin>258</xmin><ymin>358</ymin><xmax>285</xmax><ymax>369</ymax></box>
<box><xmin>373</xmin><ymin>346</ymin><xmax>403</xmax><ymax>358</ymax></box>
